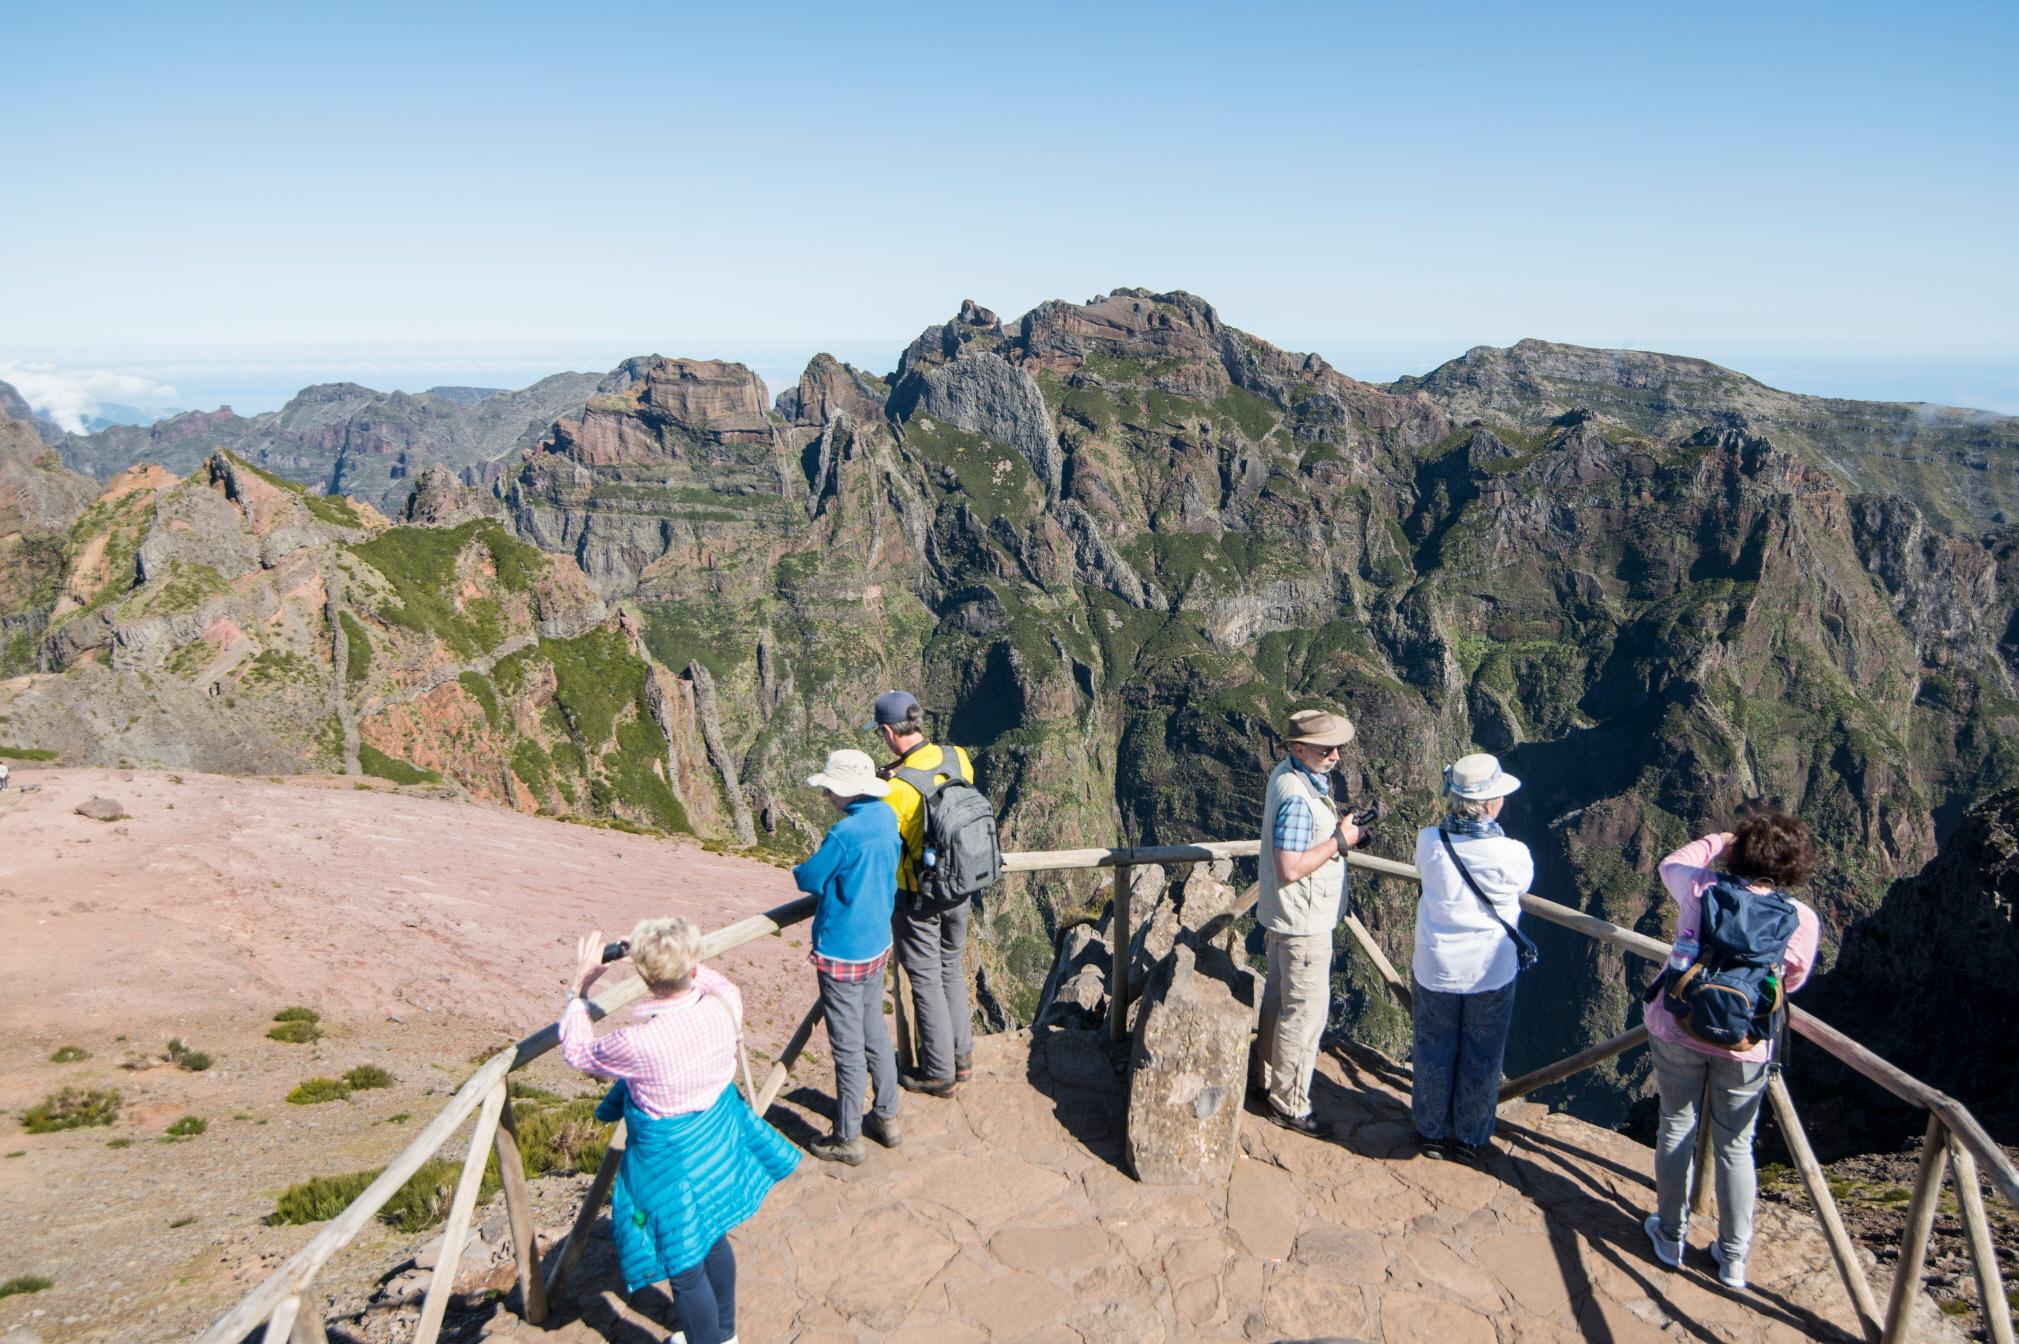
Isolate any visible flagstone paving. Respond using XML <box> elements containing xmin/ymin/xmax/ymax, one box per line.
<box><xmin>467</xmin><ymin>1027</ymin><xmax>1958</xmax><ymax>1343</ymax></box>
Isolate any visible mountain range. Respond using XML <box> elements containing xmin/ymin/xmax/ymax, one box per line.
<box><xmin>4</xmin><ymin>288</ymin><xmax>2016</xmax><ymax>1138</ymax></box>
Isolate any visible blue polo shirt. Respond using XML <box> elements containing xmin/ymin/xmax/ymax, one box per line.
<box><xmin>792</xmin><ymin>799</ymin><xmax>900</xmax><ymax>961</ymax></box>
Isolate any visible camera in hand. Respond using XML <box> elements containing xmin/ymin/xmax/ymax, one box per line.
<box><xmin>1349</xmin><ymin>797</ymin><xmax>1384</xmax><ymax>828</ymax></box>
<box><xmin>601</xmin><ymin>940</ymin><xmax>631</xmax><ymax>964</ymax></box>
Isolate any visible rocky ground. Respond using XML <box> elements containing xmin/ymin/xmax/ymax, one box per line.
<box><xmin>0</xmin><ymin>766</ymin><xmax>811</xmax><ymax>1344</ymax></box>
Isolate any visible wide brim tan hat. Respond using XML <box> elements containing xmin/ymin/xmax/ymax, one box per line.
<box><xmin>1285</xmin><ymin>708</ymin><xmax>1356</xmax><ymax>748</ymax></box>
<box><xmin>1445</xmin><ymin>752</ymin><xmax>1520</xmax><ymax>800</ymax></box>
<box><xmin>806</xmin><ymin>748</ymin><xmax>890</xmax><ymax>799</ymax></box>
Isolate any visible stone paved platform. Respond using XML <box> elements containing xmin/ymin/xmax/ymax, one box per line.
<box><xmin>480</xmin><ymin>1029</ymin><xmax>1949</xmax><ymax>1343</ymax></box>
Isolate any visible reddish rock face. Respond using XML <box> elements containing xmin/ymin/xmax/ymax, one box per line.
<box><xmin>549</xmin><ymin>358</ymin><xmax>774</xmax><ymax>466</ymax></box>
<box><xmin>794</xmin><ymin>354</ymin><xmax>886</xmax><ymax>427</ymax></box>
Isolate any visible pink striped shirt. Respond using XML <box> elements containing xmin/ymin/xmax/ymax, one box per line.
<box><xmin>1646</xmin><ymin>833</ymin><xmax>1820</xmax><ymax>1064</ymax></box>
<box><xmin>558</xmin><ymin>964</ymin><xmax>742</xmax><ymax>1118</ymax></box>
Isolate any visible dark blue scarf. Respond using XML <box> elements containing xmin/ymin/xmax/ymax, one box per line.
<box><xmin>1440</xmin><ymin>815</ymin><xmax>1504</xmax><ymax>840</ymax></box>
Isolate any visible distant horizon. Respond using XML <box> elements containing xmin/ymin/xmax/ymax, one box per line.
<box><xmin>3</xmin><ymin>333</ymin><xmax>2015</xmax><ymax>430</ymax></box>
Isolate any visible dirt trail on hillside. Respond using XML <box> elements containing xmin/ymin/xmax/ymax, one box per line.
<box><xmin>0</xmin><ymin>767</ymin><xmax>818</xmax><ymax>1344</ymax></box>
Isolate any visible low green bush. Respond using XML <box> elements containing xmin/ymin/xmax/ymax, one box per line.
<box><xmin>165</xmin><ymin>1116</ymin><xmax>207</xmax><ymax>1138</ymax></box>
<box><xmin>107</xmin><ymin>1138</ymin><xmax>134</xmax><ymax>1149</ymax></box>
<box><xmin>21</xmin><ymin>1087</ymin><xmax>120</xmax><ymax>1133</ymax></box>
<box><xmin>165</xmin><ymin>1039</ymin><xmax>212</xmax><ymax>1071</ymax></box>
<box><xmin>343</xmin><ymin>1065</ymin><xmax>395</xmax><ymax>1091</ymax></box>
<box><xmin>48</xmin><ymin>1045</ymin><xmax>89</xmax><ymax>1063</ymax></box>
<box><xmin>287</xmin><ymin>1077</ymin><xmax>351</xmax><ymax>1105</ymax></box>
<box><xmin>0</xmin><ymin>1276</ymin><xmax>52</xmax><ymax>1300</ymax></box>
<box><xmin>269</xmin><ymin>1156</ymin><xmax>502</xmax><ymax>1233</ymax></box>
<box><xmin>268</xmin><ymin>1020</ymin><xmax>322</xmax><ymax>1045</ymax></box>
<box><xmin>272</xmin><ymin>1006</ymin><xmax>321</xmax><ymax>1023</ymax></box>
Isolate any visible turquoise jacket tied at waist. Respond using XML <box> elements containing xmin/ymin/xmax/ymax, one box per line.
<box><xmin>594</xmin><ymin>1079</ymin><xmax>799</xmax><ymax>1291</ymax></box>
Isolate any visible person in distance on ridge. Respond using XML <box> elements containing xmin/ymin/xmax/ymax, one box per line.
<box><xmin>867</xmin><ymin>689</ymin><xmax>978</xmax><ymax>1097</ymax></box>
<box><xmin>1252</xmin><ymin>707</ymin><xmax>1369</xmax><ymax>1139</ymax></box>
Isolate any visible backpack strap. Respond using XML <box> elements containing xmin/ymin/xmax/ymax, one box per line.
<box><xmin>1437</xmin><ymin>827</ymin><xmax>1538</xmax><ymax>969</ymax></box>
<box><xmin>891</xmin><ymin>764</ymin><xmax>947</xmax><ymax>799</ymax></box>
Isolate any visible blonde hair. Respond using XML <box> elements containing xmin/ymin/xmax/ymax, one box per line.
<box><xmin>629</xmin><ymin>916</ymin><xmax>702</xmax><ymax>996</ymax></box>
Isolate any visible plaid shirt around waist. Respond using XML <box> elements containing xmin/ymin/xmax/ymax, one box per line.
<box><xmin>808</xmin><ymin>946</ymin><xmax>891</xmax><ymax>982</ymax></box>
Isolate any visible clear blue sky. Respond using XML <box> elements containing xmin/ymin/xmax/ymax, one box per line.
<box><xmin>2</xmin><ymin>0</ymin><xmax>2015</xmax><ymax>414</ymax></box>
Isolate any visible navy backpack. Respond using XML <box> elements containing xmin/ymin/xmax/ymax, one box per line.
<box><xmin>1651</xmin><ymin>876</ymin><xmax>1799</xmax><ymax>1052</ymax></box>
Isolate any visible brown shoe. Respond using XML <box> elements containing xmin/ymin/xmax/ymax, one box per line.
<box><xmin>954</xmin><ymin>1053</ymin><xmax>973</xmax><ymax>1084</ymax></box>
<box><xmin>899</xmin><ymin>1069</ymin><xmax>957</xmax><ymax>1097</ymax></box>
<box><xmin>863</xmin><ymin>1113</ymin><xmax>902</xmax><ymax>1149</ymax></box>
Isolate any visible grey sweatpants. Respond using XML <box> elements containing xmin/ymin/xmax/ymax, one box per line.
<box><xmin>1650</xmin><ymin>1033</ymin><xmax>1770</xmax><ymax>1266</ymax></box>
<box><xmin>1256</xmin><ymin>930</ymin><xmax>1333</xmax><ymax>1120</ymax></box>
<box><xmin>892</xmin><ymin>899</ymin><xmax>973</xmax><ymax>1081</ymax></box>
<box><xmin>817</xmin><ymin>970</ymin><xmax>898</xmax><ymax>1141</ymax></box>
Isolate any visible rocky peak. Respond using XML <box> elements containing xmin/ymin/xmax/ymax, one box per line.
<box><xmin>0</xmin><ymin>379</ymin><xmax>65</xmax><ymax>445</ymax></box>
<box><xmin>896</xmin><ymin>300</ymin><xmax>1009</xmax><ymax>378</ymax></box>
<box><xmin>0</xmin><ymin>416</ymin><xmax>95</xmax><ymax>537</ymax></box>
<box><xmin>401</xmin><ymin>464</ymin><xmax>505</xmax><ymax>527</ymax></box>
<box><xmin>790</xmin><ymin>354</ymin><xmax>888</xmax><ymax>428</ymax></box>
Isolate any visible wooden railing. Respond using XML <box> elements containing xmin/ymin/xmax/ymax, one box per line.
<box><xmin>201</xmin><ymin>842</ymin><xmax>2015</xmax><ymax>1344</ymax></box>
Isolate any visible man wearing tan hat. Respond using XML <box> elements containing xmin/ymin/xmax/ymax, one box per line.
<box><xmin>792</xmin><ymin>748</ymin><xmax>904</xmax><ymax>1164</ymax></box>
<box><xmin>1253</xmin><ymin>708</ymin><xmax>1368</xmax><ymax>1137</ymax></box>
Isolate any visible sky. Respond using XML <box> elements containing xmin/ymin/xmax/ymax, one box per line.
<box><xmin>2</xmin><ymin>0</ymin><xmax>2015</xmax><ymax>422</ymax></box>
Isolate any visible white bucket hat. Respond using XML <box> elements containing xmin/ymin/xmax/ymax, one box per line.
<box><xmin>807</xmin><ymin>748</ymin><xmax>890</xmax><ymax>799</ymax></box>
<box><xmin>1444</xmin><ymin>752</ymin><xmax>1520</xmax><ymax>800</ymax></box>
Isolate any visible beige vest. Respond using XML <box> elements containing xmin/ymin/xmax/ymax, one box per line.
<box><xmin>1257</xmin><ymin>757</ymin><xmax>1347</xmax><ymax>935</ymax></box>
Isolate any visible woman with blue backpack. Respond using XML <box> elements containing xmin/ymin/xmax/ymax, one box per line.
<box><xmin>1641</xmin><ymin>808</ymin><xmax>1821</xmax><ymax>1291</ymax></box>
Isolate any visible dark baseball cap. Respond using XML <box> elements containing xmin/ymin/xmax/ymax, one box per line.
<box><xmin>863</xmin><ymin>689</ymin><xmax>920</xmax><ymax>729</ymax></box>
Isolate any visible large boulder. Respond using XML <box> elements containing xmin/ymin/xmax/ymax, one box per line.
<box><xmin>1126</xmin><ymin>938</ymin><xmax>1258</xmax><ymax>1185</ymax></box>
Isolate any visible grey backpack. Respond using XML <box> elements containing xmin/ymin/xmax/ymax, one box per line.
<box><xmin>891</xmin><ymin>761</ymin><xmax>1001</xmax><ymax>913</ymax></box>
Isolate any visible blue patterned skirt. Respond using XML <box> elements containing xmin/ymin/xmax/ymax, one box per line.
<box><xmin>594</xmin><ymin>1080</ymin><xmax>800</xmax><ymax>1290</ymax></box>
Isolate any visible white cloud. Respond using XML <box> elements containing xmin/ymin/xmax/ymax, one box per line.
<box><xmin>0</xmin><ymin>363</ymin><xmax>180</xmax><ymax>433</ymax></box>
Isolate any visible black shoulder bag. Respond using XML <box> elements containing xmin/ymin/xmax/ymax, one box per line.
<box><xmin>1438</xmin><ymin>828</ymin><xmax>1539</xmax><ymax>974</ymax></box>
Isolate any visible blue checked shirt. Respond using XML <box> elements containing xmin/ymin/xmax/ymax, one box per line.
<box><xmin>1271</xmin><ymin>760</ymin><xmax>1334</xmax><ymax>854</ymax></box>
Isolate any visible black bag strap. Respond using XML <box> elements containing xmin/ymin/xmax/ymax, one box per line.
<box><xmin>1438</xmin><ymin>827</ymin><xmax>1536</xmax><ymax>958</ymax></box>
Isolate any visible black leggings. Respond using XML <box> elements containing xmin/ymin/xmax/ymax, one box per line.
<box><xmin>666</xmin><ymin>1235</ymin><xmax>736</xmax><ymax>1344</ymax></box>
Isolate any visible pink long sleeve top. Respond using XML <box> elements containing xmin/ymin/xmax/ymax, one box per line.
<box><xmin>557</xmin><ymin>963</ymin><xmax>741</xmax><ymax>1118</ymax></box>
<box><xmin>1646</xmin><ymin>833</ymin><xmax>1821</xmax><ymax>1064</ymax></box>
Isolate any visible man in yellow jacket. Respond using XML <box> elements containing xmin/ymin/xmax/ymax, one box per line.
<box><xmin>867</xmin><ymin>689</ymin><xmax>976</xmax><ymax>1096</ymax></box>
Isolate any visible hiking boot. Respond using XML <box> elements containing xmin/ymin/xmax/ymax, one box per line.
<box><xmin>900</xmin><ymin>1069</ymin><xmax>957</xmax><ymax>1097</ymax></box>
<box><xmin>1643</xmin><ymin>1213</ymin><xmax>1684</xmax><ymax>1269</ymax></box>
<box><xmin>1710</xmin><ymin>1242</ymin><xmax>1748</xmax><ymax>1290</ymax></box>
<box><xmin>1265</xmin><ymin>1105</ymin><xmax>1334</xmax><ymax>1140</ymax></box>
<box><xmin>809</xmin><ymin>1132</ymin><xmax>865</xmax><ymax>1165</ymax></box>
<box><xmin>1417</xmin><ymin>1134</ymin><xmax>1451</xmax><ymax>1161</ymax></box>
<box><xmin>863</xmin><ymin>1112</ymin><xmax>902</xmax><ymax>1149</ymax></box>
<box><xmin>1451</xmin><ymin>1138</ymin><xmax>1491</xmax><ymax>1166</ymax></box>
<box><xmin>954</xmin><ymin>1052</ymin><xmax>973</xmax><ymax>1084</ymax></box>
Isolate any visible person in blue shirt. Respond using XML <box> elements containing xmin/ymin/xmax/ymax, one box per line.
<box><xmin>792</xmin><ymin>748</ymin><xmax>903</xmax><ymax>1165</ymax></box>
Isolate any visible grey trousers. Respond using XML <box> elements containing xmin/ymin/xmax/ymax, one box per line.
<box><xmin>816</xmin><ymin>969</ymin><xmax>898</xmax><ymax>1141</ymax></box>
<box><xmin>892</xmin><ymin>899</ymin><xmax>973</xmax><ymax>1081</ymax></box>
<box><xmin>1256</xmin><ymin>930</ymin><xmax>1333</xmax><ymax>1120</ymax></box>
<box><xmin>1650</xmin><ymin>1033</ymin><xmax>1770</xmax><ymax>1265</ymax></box>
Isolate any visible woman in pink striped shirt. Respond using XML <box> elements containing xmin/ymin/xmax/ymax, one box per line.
<box><xmin>560</xmin><ymin>916</ymin><xmax>798</xmax><ymax>1344</ymax></box>
<box><xmin>1642</xmin><ymin>811</ymin><xmax>1821</xmax><ymax>1292</ymax></box>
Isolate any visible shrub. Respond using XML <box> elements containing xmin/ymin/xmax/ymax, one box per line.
<box><xmin>269</xmin><ymin>1156</ymin><xmax>501</xmax><ymax>1233</ymax></box>
<box><xmin>48</xmin><ymin>1045</ymin><xmax>89</xmax><ymax>1063</ymax></box>
<box><xmin>287</xmin><ymin>1077</ymin><xmax>351</xmax><ymax>1105</ymax></box>
<box><xmin>509</xmin><ymin>1097</ymin><xmax>614</xmax><ymax>1176</ymax></box>
<box><xmin>169</xmin><ymin>1216</ymin><xmax>195</xmax><ymax>1228</ymax></box>
<box><xmin>268</xmin><ymin>1020</ymin><xmax>322</xmax><ymax>1044</ymax></box>
<box><xmin>343</xmin><ymin>1065</ymin><xmax>395</xmax><ymax>1091</ymax></box>
<box><xmin>21</xmin><ymin>1087</ymin><xmax>120</xmax><ymax>1133</ymax></box>
<box><xmin>107</xmin><ymin>1138</ymin><xmax>134</xmax><ymax>1149</ymax></box>
<box><xmin>165</xmin><ymin>1116</ymin><xmax>206</xmax><ymax>1138</ymax></box>
<box><xmin>165</xmin><ymin>1039</ymin><xmax>212</xmax><ymax>1071</ymax></box>
<box><xmin>272</xmin><ymin>1006</ymin><xmax>321</xmax><ymax>1023</ymax></box>
<box><xmin>0</xmin><ymin>1276</ymin><xmax>52</xmax><ymax>1300</ymax></box>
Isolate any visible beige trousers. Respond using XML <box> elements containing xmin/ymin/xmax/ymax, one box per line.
<box><xmin>1256</xmin><ymin>929</ymin><xmax>1333</xmax><ymax>1120</ymax></box>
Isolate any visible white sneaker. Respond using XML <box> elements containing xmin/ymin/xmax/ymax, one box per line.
<box><xmin>1643</xmin><ymin>1213</ymin><xmax>1683</xmax><ymax>1269</ymax></box>
<box><xmin>1710</xmin><ymin>1242</ymin><xmax>1748</xmax><ymax>1290</ymax></box>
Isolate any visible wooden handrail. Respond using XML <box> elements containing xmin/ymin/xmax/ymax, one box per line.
<box><xmin>204</xmin><ymin>836</ymin><xmax>2018</xmax><ymax>1344</ymax></box>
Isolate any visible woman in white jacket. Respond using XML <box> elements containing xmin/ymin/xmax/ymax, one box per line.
<box><xmin>1411</xmin><ymin>753</ymin><xmax>1532</xmax><ymax>1163</ymax></box>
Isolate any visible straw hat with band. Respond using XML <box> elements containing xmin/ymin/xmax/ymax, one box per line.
<box><xmin>1284</xmin><ymin>708</ymin><xmax>1355</xmax><ymax>748</ymax></box>
<box><xmin>1443</xmin><ymin>752</ymin><xmax>1520</xmax><ymax>800</ymax></box>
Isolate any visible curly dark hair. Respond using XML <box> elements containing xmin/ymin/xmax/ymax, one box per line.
<box><xmin>1727</xmin><ymin>810</ymin><xmax>1819</xmax><ymax>889</ymax></box>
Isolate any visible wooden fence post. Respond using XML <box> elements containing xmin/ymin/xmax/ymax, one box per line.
<box><xmin>1945</xmin><ymin>1131</ymin><xmax>2016</xmax><ymax>1344</ymax></box>
<box><xmin>1109</xmin><ymin>862</ymin><xmax>1132</xmax><ymax>1041</ymax></box>
<box><xmin>1690</xmin><ymin>1078</ymin><xmax>1715</xmax><ymax>1219</ymax></box>
<box><xmin>289</xmin><ymin>1306</ymin><xmax>330</xmax><ymax>1344</ymax></box>
<box><xmin>261</xmin><ymin>1296</ymin><xmax>301</xmax><ymax>1344</ymax></box>
<box><xmin>1882</xmin><ymin>1115</ymin><xmax>1951</xmax><ymax>1344</ymax></box>
<box><xmin>757</xmin><ymin>998</ymin><xmax>827</xmax><ymax>1114</ymax></box>
<box><xmin>544</xmin><ymin>1119</ymin><xmax>626</xmax><ymax>1302</ymax></box>
<box><xmin>492</xmin><ymin>1091</ymin><xmax>550</xmax><ymax>1326</ymax></box>
<box><xmin>1340</xmin><ymin>911</ymin><xmax>1411</xmax><ymax>1010</ymax></box>
<box><xmin>1765</xmin><ymin>1075</ymin><xmax>1883</xmax><ymax>1342</ymax></box>
<box><xmin>415</xmin><ymin>1081</ymin><xmax>508</xmax><ymax>1344</ymax></box>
